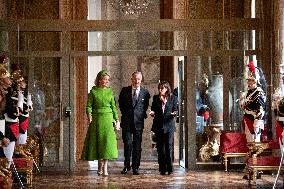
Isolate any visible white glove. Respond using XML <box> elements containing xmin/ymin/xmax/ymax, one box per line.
<box><xmin>27</xmin><ymin>93</ymin><xmax>33</xmax><ymax>107</ymax></box>
<box><xmin>253</xmin><ymin>119</ymin><xmax>264</xmax><ymax>130</ymax></box>
<box><xmin>17</xmin><ymin>91</ymin><xmax>24</xmax><ymax>111</ymax></box>
<box><xmin>238</xmin><ymin>92</ymin><xmax>246</xmax><ymax>108</ymax></box>
<box><xmin>280</xmin><ymin>130</ymin><xmax>284</xmax><ymax>154</ymax></box>
<box><xmin>273</xmin><ymin>88</ymin><xmax>281</xmax><ymax>99</ymax></box>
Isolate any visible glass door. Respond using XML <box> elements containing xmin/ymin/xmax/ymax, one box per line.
<box><xmin>178</xmin><ymin>56</ymin><xmax>186</xmax><ymax>168</ymax></box>
<box><xmin>0</xmin><ymin>0</ymin><xmax>265</xmax><ymax>171</ymax></box>
<box><xmin>0</xmin><ymin>28</ymin><xmax>74</xmax><ymax>171</ymax></box>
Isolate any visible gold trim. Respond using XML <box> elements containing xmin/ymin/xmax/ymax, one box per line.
<box><xmin>223</xmin><ymin>153</ymin><xmax>247</xmax><ymax>172</ymax></box>
<box><xmin>0</xmin><ymin>69</ymin><xmax>10</xmax><ymax>79</ymax></box>
<box><xmin>0</xmin><ymin>158</ymin><xmax>12</xmax><ymax>187</ymax></box>
<box><xmin>13</xmin><ymin>157</ymin><xmax>34</xmax><ymax>188</ymax></box>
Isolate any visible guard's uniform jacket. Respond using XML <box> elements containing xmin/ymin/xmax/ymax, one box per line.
<box><xmin>18</xmin><ymin>89</ymin><xmax>32</xmax><ymax>145</ymax></box>
<box><xmin>4</xmin><ymin>85</ymin><xmax>21</xmax><ymax>142</ymax></box>
<box><xmin>272</xmin><ymin>92</ymin><xmax>284</xmax><ymax>145</ymax></box>
<box><xmin>0</xmin><ymin>131</ymin><xmax>4</xmax><ymax>141</ymax></box>
<box><xmin>240</xmin><ymin>86</ymin><xmax>265</xmax><ymax>134</ymax></box>
<box><xmin>19</xmin><ymin>90</ymin><xmax>31</xmax><ymax>134</ymax></box>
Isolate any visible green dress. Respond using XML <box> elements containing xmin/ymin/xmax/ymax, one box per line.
<box><xmin>81</xmin><ymin>86</ymin><xmax>119</xmax><ymax>160</ymax></box>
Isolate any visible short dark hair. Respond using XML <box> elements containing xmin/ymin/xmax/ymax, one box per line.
<box><xmin>132</xmin><ymin>71</ymin><xmax>143</xmax><ymax>79</ymax></box>
<box><xmin>158</xmin><ymin>81</ymin><xmax>171</xmax><ymax>97</ymax></box>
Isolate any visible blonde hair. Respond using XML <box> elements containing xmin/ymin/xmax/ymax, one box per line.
<box><xmin>95</xmin><ymin>70</ymin><xmax>110</xmax><ymax>86</ymax></box>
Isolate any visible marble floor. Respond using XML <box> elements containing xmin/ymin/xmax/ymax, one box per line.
<box><xmin>22</xmin><ymin>160</ymin><xmax>283</xmax><ymax>189</ymax></box>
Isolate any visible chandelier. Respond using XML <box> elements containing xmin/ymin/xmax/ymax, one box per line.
<box><xmin>109</xmin><ymin>0</ymin><xmax>152</xmax><ymax>16</ymax></box>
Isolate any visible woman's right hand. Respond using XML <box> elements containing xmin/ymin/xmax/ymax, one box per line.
<box><xmin>149</xmin><ymin>110</ymin><xmax>155</xmax><ymax>117</ymax></box>
<box><xmin>2</xmin><ymin>137</ymin><xmax>10</xmax><ymax>147</ymax></box>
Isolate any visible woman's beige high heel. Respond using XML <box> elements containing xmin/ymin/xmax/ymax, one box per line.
<box><xmin>97</xmin><ymin>159</ymin><xmax>103</xmax><ymax>175</ymax></box>
<box><xmin>103</xmin><ymin>160</ymin><xmax>108</xmax><ymax>176</ymax></box>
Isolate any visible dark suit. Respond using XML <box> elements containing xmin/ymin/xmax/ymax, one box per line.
<box><xmin>119</xmin><ymin>86</ymin><xmax>150</xmax><ymax>170</ymax></box>
<box><xmin>151</xmin><ymin>94</ymin><xmax>178</xmax><ymax>173</ymax></box>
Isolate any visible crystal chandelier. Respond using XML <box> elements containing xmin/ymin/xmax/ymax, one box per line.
<box><xmin>109</xmin><ymin>0</ymin><xmax>152</xmax><ymax>16</ymax></box>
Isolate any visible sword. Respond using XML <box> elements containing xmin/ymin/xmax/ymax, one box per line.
<box><xmin>10</xmin><ymin>160</ymin><xmax>25</xmax><ymax>188</ymax></box>
<box><xmin>272</xmin><ymin>140</ymin><xmax>284</xmax><ymax>189</ymax></box>
<box><xmin>32</xmin><ymin>158</ymin><xmax>40</xmax><ymax>173</ymax></box>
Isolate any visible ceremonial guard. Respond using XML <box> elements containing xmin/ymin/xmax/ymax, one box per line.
<box><xmin>239</xmin><ymin>76</ymin><xmax>266</xmax><ymax>142</ymax></box>
<box><xmin>12</xmin><ymin>71</ymin><xmax>32</xmax><ymax>145</ymax></box>
<box><xmin>0</xmin><ymin>57</ymin><xmax>12</xmax><ymax>150</ymax></box>
<box><xmin>272</xmin><ymin>85</ymin><xmax>284</xmax><ymax>148</ymax></box>
<box><xmin>2</xmin><ymin>73</ymin><xmax>24</xmax><ymax>163</ymax></box>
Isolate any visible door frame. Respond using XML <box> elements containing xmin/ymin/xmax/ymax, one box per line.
<box><xmin>0</xmin><ymin>18</ymin><xmax>265</xmax><ymax>171</ymax></box>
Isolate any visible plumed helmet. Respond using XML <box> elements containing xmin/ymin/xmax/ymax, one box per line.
<box><xmin>11</xmin><ymin>69</ymin><xmax>24</xmax><ymax>83</ymax></box>
<box><xmin>0</xmin><ymin>66</ymin><xmax>10</xmax><ymax>79</ymax></box>
<box><xmin>0</xmin><ymin>54</ymin><xmax>9</xmax><ymax>72</ymax></box>
<box><xmin>0</xmin><ymin>54</ymin><xmax>8</xmax><ymax>64</ymax></box>
<box><xmin>247</xmin><ymin>61</ymin><xmax>256</xmax><ymax>74</ymax></box>
<box><xmin>10</xmin><ymin>64</ymin><xmax>25</xmax><ymax>83</ymax></box>
<box><xmin>246</xmin><ymin>75</ymin><xmax>257</xmax><ymax>83</ymax></box>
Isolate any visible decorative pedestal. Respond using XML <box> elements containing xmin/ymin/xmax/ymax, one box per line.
<box><xmin>246</xmin><ymin>156</ymin><xmax>284</xmax><ymax>184</ymax></box>
<box><xmin>246</xmin><ymin>142</ymin><xmax>269</xmax><ymax>159</ymax></box>
<box><xmin>243</xmin><ymin>142</ymin><xmax>275</xmax><ymax>184</ymax></box>
<box><xmin>199</xmin><ymin>125</ymin><xmax>222</xmax><ymax>161</ymax></box>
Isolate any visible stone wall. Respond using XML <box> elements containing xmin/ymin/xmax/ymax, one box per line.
<box><xmin>102</xmin><ymin>1</ymin><xmax>161</xmax><ymax>160</ymax></box>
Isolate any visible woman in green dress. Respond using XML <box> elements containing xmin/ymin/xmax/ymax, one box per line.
<box><xmin>81</xmin><ymin>70</ymin><xmax>120</xmax><ymax>176</ymax></box>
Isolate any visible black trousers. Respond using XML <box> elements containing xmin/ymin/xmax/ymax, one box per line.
<box><xmin>156</xmin><ymin>131</ymin><xmax>174</xmax><ymax>173</ymax></box>
<box><xmin>122</xmin><ymin>129</ymin><xmax>143</xmax><ymax>169</ymax></box>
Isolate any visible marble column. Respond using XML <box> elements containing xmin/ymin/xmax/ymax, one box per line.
<box><xmin>272</xmin><ymin>0</ymin><xmax>284</xmax><ymax>141</ymax></box>
<box><xmin>160</xmin><ymin>0</ymin><xmax>174</xmax><ymax>87</ymax></box>
<box><xmin>60</xmin><ymin>0</ymin><xmax>88</xmax><ymax>164</ymax></box>
<box><xmin>274</xmin><ymin>0</ymin><xmax>284</xmax><ymax>88</ymax></box>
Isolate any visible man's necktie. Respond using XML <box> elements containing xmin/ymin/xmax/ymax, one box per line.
<box><xmin>132</xmin><ymin>88</ymin><xmax>138</xmax><ymax>106</ymax></box>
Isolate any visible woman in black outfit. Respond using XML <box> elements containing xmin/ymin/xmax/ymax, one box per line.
<box><xmin>149</xmin><ymin>81</ymin><xmax>178</xmax><ymax>175</ymax></box>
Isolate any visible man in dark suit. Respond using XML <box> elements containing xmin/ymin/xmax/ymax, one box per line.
<box><xmin>119</xmin><ymin>71</ymin><xmax>150</xmax><ymax>175</ymax></box>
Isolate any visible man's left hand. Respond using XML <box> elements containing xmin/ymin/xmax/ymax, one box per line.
<box><xmin>2</xmin><ymin>137</ymin><xmax>10</xmax><ymax>147</ymax></box>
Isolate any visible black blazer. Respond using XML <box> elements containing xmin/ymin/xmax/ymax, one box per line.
<box><xmin>119</xmin><ymin>86</ymin><xmax>150</xmax><ymax>131</ymax></box>
<box><xmin>151</xmin><ymin>94</ymin><xmax>178</xmax><ymax>134</ymax></box>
